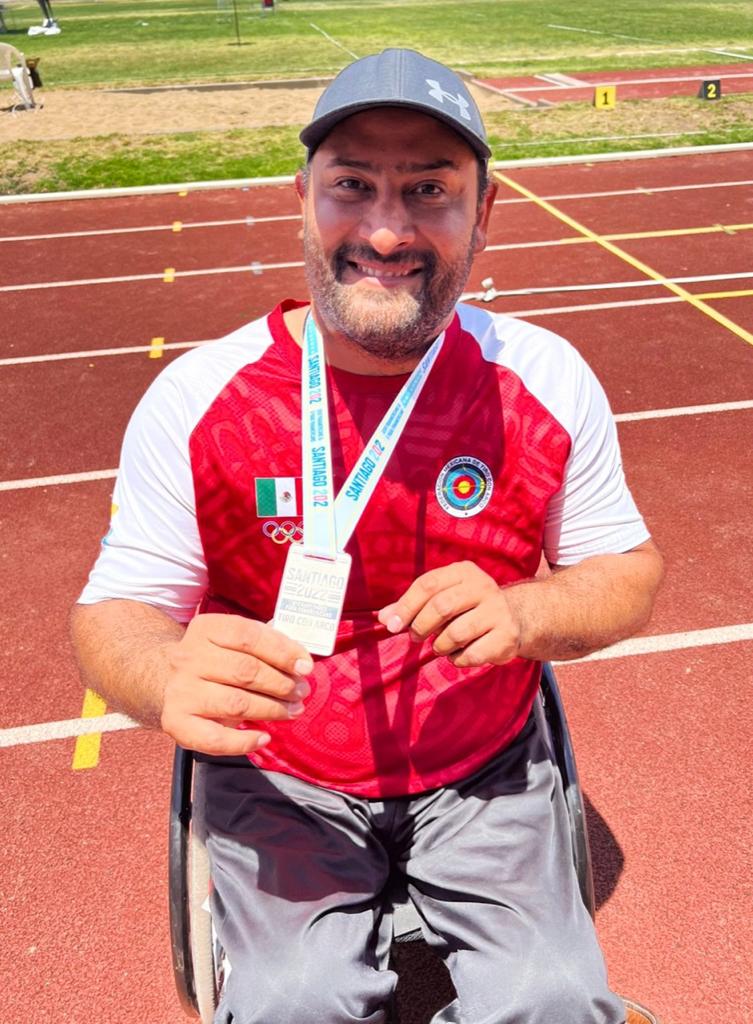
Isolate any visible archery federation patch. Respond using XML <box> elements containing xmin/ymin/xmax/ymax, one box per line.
<box><xmin>435</xmin><ymin>457</ymin><xmax>493</xmax><ymax>518</ymax></box>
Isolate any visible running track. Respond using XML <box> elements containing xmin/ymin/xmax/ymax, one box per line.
<box><xmin>480</xmin><ymin>63</ymin><xmax>753</xmax><ymax>105</ymax></box>
<box><xmin>1</xmin><ymin>146</ymin><xmax>752</xmax><ymax>1024</ymax></box>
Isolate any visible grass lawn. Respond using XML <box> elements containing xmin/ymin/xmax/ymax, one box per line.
<box><xmin>3</xmin><ymin>92</ymin><xmax>752</xmax><ymax>194</ymax></box>
<box><xmin>3</xmin><ymin>0</ymin><xmax>753</xmax><ymax>89</ymax></box>
<box><xmin>1</xmin><ymin>0</ymin><xmax>751</xmax><ymax>193</ymax></box>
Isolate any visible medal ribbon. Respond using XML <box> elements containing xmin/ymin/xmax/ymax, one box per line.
<box><xmin>301</xmin><ymin>313</ymin><xmax>444</xmax><ymax>558</ymax></box>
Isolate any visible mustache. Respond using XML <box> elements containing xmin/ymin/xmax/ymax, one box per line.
<box><xmin>334</xmin><ymin>244</ymin><xmax>437</xmax><ymax>273</ymax></box>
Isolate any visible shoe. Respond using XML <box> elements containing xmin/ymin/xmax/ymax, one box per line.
<box><xmin>623</xmin><ymin>997</ymin><xmax>660</xmax><ymax>1024</ymax></box>
<box><xmin>42</xmin><ymin>21</ymin><xmax>61</xmax><ymax>34</ymax></box>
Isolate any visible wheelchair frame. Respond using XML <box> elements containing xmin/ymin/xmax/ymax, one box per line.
<box><xmin>168</xmin><ymin>662</ymin><xmax>595</xmax><ymax>1022</ymax></box>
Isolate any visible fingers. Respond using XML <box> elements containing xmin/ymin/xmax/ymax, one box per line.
<box><xmin>377</xmin><ymin>563</ymin><xmax>521</xmax><ymax>667</ymax></box>
<box><xmin>161</xmin><ymin>676</ymin><xmax>306</xmax><ymax>756</ymax></box>
<box><xmin>176</xmin><ymin>614</ymin><xmax>315</xmax><ymax>703</ymax></box>
<box><xmin>170</xmin><ymin>640</ymin><xmax>309</xmax><ymax>702</ymax></box>
<box><xmin>161</xmin><ymin>613</ymin><xmax>316</xmax><ymax>757</ymax></box>
<box><xmin>164</xmin><ymin>712</ymin><xmax>273</xmax><ymax>758</ymax></box>
<box><xmin>188</xmin><ymin>677</ymin><xmax>306</xmax><ymax>723</ymax></box>
<box><xmin>189</xmin><ymin>613</ymin><xmax>314</xmax><ymax>678</ymax></box>
<box><xmin>379</xmin><ymin>563</ymin><xmax>496</xmax><ymax>640</ymax></box>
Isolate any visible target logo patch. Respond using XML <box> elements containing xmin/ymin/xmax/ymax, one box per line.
<box><xmin>435</xmin><ymin>457</ymin><xmax>493</xmax><ymax>518</ymax></box>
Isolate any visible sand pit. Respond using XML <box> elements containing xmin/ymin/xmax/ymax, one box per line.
<box><xmin>0</xmin><ymin>79</ymin><xmax>511</xmax><ymax>142</ymax></box>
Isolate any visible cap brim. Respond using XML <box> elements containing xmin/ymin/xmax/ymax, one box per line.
<box><xmin>300</xmin><ymin>99</ymin><xmax>491</xmax><ymax>161</ymax></box>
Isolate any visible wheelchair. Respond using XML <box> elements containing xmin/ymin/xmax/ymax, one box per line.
<box><xmin>168</xmin><ymin>662</ymin><xmax>595</xmax><ymax>1023</ymax></box>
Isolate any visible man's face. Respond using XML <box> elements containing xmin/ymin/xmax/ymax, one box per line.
<box><xmin>298</xmin><ymin>107</ymin><xmax>496</xmax><ymax>362</ymax></box>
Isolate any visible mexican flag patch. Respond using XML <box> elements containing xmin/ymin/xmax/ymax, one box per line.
<box><xmin>255</xmin><ymin>477</ymin><xmax>303</xmax><ymax>518</ymax></box>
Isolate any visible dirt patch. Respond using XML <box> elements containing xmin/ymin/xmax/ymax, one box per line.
<box><xmin>0</xmin><ymin>79</ymin><xmax>513</xmax><ymax>142</ymax></box>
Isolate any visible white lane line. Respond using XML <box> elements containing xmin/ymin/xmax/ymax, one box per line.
<box><xmin>503</xmin><ymin>294</ymin><xmax>698</xmax><ymax>316</ymax></box>
<box><xmin>463</xmin><ymin>271</ymin><xmax>753</xmax><ymax>299</ymax></box>
<box><xmin>496</xmin><ymin>288</ymin><xmax>753</xmax><ymax>317</ymax></box>
<box><xmin>15</xmin><ymin>185</ymin><xmax>747</xmax><ymax>239</ymax></box>
<box><xmin>615</xmin><ymin>400</ymin><xmax>753</xmax><ymax>422</ymax></box>
<box><xmin>563</xmin><ymin>623</ymin><xmax>753</xmax><ymax>663</ymax></box>
<box><xmin>2</xmin><ymin>245</ymin><xmax>751</xmax><ymax>296</ymax></box>
<box><xmin>27</xmin><ymin>191</ymin><xmax>746</xmax><ymax>239</ymax></box>
<box><xmin>536</xmin><ymin>73</ymin><xmax>587</xmax><ymax>87</ymax></box>
<box><xmin>308</xmin><ymin>22</ymin><xmax>359</xmax><ymax>60</ymax></box>
<box><xmin>0</xmin><ymin>180</ymin><xmax>750</xmax><ymax>243</ymax></box>
<box><xmin>0</xmin><ymin>713</ymin><xmax>138</xmax><ymax>747</ymax></box>
<box><xmin>0</xmin><ymin>259</ymin><xmax>304</xmax><ymax>293</ymax></box>
<box><xmin>3</xmin><ymin>400</ymin><xmax>751</xmax><ymax>494</ymax></box>
<box><xmin>501</xmin><ymin>272</ymin><xmax>753</xmax><ymax>288</ymax></box>
<box><xmin>0</xmin><ymin>469</ymin><xmax>118</xmax><ymax>492</ymax></box>
<box><xmin>504</xmin><ymin>71</ymin><xmax>753</xmax><ymax>93</ymax></box>
<box><xmin>0</xmin><ymin>340</ymin><xmax>207</xmax><ymax>367</ymax></box>
<box><xmin>498</xmin><ymin>129</ymin><xmax>745</xmax><ymax>147</ymax></box>
<box><xmin>3</xmin><ymin>623</ymin><xmax>751</xmax><ymax>749</ymax></box>
<box><xmin>0</xmin><ymin>214</ymin><xmax>301</xmax><ymax>244</ymax></box>
<box><xmin>2</xmin><ymin>276</ymin><xmax>751</xmax><ymax>369</ymax></box>
<box><xmin>546</xmin><ymin>24</ymin><xmax>753</xmax><ymax>62</ymax></box>
<box><xmin>3</xmin><ymin>144</ymin><xmax>752</xmax><ymax>206</ymax></box>
<box><xmin>494</xmin><ymin>179</ymin><xmax>753</xmax><ymax>206</ymax></box>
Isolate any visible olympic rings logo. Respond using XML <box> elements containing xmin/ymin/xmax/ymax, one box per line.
<box><xmin>262</xmin><ymin>520</ymin><xmax>303</xmax><ymax>544</ymax></box>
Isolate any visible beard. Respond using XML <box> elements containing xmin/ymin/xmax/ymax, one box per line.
<box><xmin>302</xmin><ymin>228</ymin><xmax>477</xmax><ymax>362</ymax></box>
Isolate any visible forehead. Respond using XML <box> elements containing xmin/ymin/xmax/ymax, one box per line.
<box><xmin>311</xmin><ymin>107</ymin><xmax>478</xmax><ymax>172</ymax></box>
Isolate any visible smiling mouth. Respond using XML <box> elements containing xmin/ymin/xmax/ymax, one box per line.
<box><xmin>348</xmin><ymin>260</ymin><xmax>422</xmax><ymax>283</ymax></box>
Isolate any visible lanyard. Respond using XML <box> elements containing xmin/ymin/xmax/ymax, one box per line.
<box><xmin>301</xmin><ymin>313</ymin><xmax>444</xmax><ymax>559</ymax></box>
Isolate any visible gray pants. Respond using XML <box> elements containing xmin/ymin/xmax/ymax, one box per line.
<box><xmin>204</xmin><ymin>715</ymin><xmax>625</xmax><ymax>1024</ymax></box>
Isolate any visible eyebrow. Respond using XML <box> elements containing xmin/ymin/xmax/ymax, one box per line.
<box><xmin>324</xmin><ymin>157</ymin><xmax>460</xmax><ymax>173</ymax></box>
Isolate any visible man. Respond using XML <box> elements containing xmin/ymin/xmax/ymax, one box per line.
<box><xmin>71</xmin><ymin>49</ymin><xmax>663</xmax><ymax>1024</ymax></box>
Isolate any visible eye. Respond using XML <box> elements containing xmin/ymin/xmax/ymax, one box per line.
<box><xmin>335</xmin><ymin>177</ymin><xmax>369</xmax><ymax>192</ymax></box>
<box><xmin>411</xmin><ymin>182</ymin><xmax>444</xmax><ymax>197</ymax></box>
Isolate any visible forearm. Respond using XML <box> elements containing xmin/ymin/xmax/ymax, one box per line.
<box><xmin>70</xmin><ymin>599</ymin><xmax>185</xmax><ymax>728</ymax></box>
<box><xmin>505</xmin><ymin>541</ymin><xmax>664</xmax><ymax>662</ymax></box>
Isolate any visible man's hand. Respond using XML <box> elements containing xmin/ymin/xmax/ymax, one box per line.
<box><xmin>161</xmin><ymin>613</ymin><xmax>314</xmax><ymax>756</ymax></box>
<box><xmin>377</xmin><ymin>542</ymin><xmax>664</xmax><ymax>668</ymax></box>
<box><xmin>377</xmin><ymin>562</ymin><xmax>522</xmax><ymax>668</ymax></box>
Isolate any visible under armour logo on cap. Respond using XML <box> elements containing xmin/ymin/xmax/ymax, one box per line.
<box><xmin>425</xmin><ymin>78</ymin><xmax>472</xmax><ymax>121</ymax></box>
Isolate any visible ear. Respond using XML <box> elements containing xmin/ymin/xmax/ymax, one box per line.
<box><xmin>294</xmin><ymin>168</ymin><xmax>306</xmax><ymax>206</ymax></box>
<box><xmin>472</xmin><ymin>179</ymin><xmax>498</xmax><ymax>254</ymax></box>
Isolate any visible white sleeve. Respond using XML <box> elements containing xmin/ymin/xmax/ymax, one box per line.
<box><xmin>543</xmin><ymin>358</ymin><xmax>650</xmax><ymax>566</ymax></box>
<box><xmin>77</xmin><ymin>370</ymin><xmax>207</xmax><ymax>623</ymax></box>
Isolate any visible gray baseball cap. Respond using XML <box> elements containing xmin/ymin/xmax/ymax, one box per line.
<box><xmin>300</xmin><ymin>48</ymin><xmax>491</xmax><ymax>161</ymax></box>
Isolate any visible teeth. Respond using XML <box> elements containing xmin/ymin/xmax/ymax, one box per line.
<box><xmin>355</xmin><ymin>263</ymin><xmax>415</xmax><ymax>279</ymax></box>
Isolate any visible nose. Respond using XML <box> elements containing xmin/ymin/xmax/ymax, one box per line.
<box><xmin>359</xmin><ymin>192</ymin><xmax>415</xmax><ymax>255</ymax></box>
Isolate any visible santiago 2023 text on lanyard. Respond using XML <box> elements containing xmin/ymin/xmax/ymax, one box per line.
<box><xmin>272</xmin><ymin>314</ymin><xmax>444</xmax><ymax>655</ymax></box>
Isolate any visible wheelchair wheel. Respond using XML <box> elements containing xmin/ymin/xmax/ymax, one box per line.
<box><xmin>169</xmin><ymin>748</ymin><xmax>228</xmax><ymax>1021</ymax></box>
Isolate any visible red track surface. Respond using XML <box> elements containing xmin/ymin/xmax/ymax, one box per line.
<box><xmin>1</xmin><ymin>146</ymin><xmax>752</xmax><ymax>1024</ymax></box>
<box><xmin>481</xmin><ymin>64</ymin><xmax>753</xmax><ymax>105</ymax></box>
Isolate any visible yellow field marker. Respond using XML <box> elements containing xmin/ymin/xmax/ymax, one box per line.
<box><xmin>698</xmin><ymin>79</ymin><xmax>721</xmax><ymax>101</ymax></box>
<box><xmin>163</xmin><ymin>267</ymin><xmax>176</xmax><ymax>283</ymax></box>
<box><xmin>494</xmin><ymin>171</ymin><xmax>753</xmax><ymax>349</ymax></box>
<box><xmin>172</xmin><ymin>221</ymin><xmax>183</xmax><ymax>233</ymax></box>
<box><xmin>149</xmin><ymin>336</ymin><xmax>165</xmax><ymax>359</ymax></box>
<box><xmin>594</xmin><ymin>85</ymin><xmax>616</xmax><ymax>110</ymax></box>
<box><xmin>72</xmin><ymin>689</ymin><xmax>107</xmax><ymax>770</ymax></box>
<box><xmin>178</xmin><ymin>190</ymin><xmax>188</xmax><ymax>197</ymax></box>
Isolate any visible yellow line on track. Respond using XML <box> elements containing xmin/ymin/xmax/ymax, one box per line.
<box><xmin>72</xmin><ymin>689</ymin><xmax>107</xmax><ymax>770</ymax></box>
<box><xmin>696</xmin><ymin>289</ymin><xmax>753</xmax><ymax>301</ymax></box>
<box><xmin>491</xmin><ymin>222</ymin><xmax>753</xmax><ymax>252</ymax></box>
<box><xmin>604</xmin><ymin>223</ymin><xmax>753</xmax><ymax>241</ymax></box>
<box><xmin>494</xmin><ymin>172</ymin><xmax>753</xmax><ymax>349</ymax></box>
